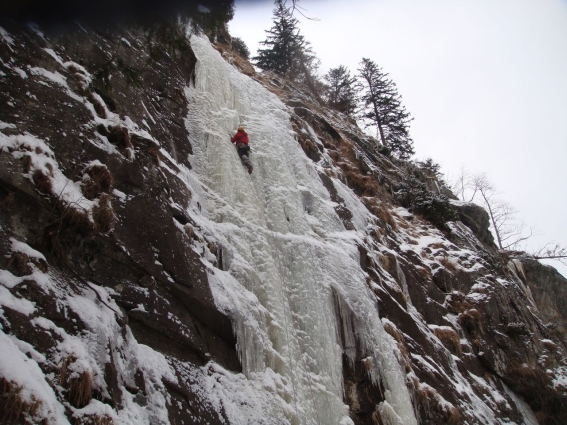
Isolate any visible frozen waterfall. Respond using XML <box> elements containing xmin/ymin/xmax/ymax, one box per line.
<box><xmin>184</xmin><ymin>33</ymin><xmax>418</xmax><ymax>425</ymax></box>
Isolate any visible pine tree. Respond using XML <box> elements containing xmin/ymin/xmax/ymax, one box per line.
<box><xmin>253</xmin><ymin>0</ymin><xmax>319</xmax><ymax>84</ymax></box>
<box><xmin>357</xmin><ymin>58</ymin><xmax>414</xmax><ymax>159</ymax></box>
<box><xmin>324</xmin><ymin>65</ymin><xmax>358</xmax><ymax>117</ymax></box>
<box><xmin>231</xmin><ymin>37</ymin><xmax>250</xmax><ymax>59</ymax></box>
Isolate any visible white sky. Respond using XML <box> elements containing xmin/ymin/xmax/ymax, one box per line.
<box><xmin>230</xmin><ymin>0</ymin><xmax>567</xmax><ymax>278</ymax></box>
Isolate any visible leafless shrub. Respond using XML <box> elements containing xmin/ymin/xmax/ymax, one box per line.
<box><xmin>530</xmin><ymin>243</ymin><xmax>567</xmax><ymax>266</ymax></box>
<box><xmin>451</xmin><ymin>171</ymin><xmax>532</xmax><ymax>250</ymax></box>
<box><xmin>60</xmin><ymin>356</ymin><xmax>93</xmax><ymax>409</ymax></box>
<box><xmin>542</xmin><ymin>339</ymin><xmax>557</xmax><ymax>352</ymax></box>
<box><xmin>45</xmin><ymin>224</ymin><xmax>65</xmax><ymax>260</ymax></box>
<box><xmin>535</xmin><ymin>411</ymin><xmax>548</xmax><ymax>423</ymax></box>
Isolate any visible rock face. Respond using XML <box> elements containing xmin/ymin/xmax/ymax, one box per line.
<box><xmin>0</xmin><ymin>18</ymin><xmax>566</xmax><ymax>425</ymax></box>
<box><xmin>521</xmin><ymin>258</ymin><xmax>567</xmax><ymax>343</ymax></box>
<box><xmin>452</xmin><ymin>200</ymin><xmax>498</xmax><ymax>251</ymax></box>
<box><xmin>0</xmin><ymin>19</ymin><xmax>238</xmax><ymax>425</ymax></box>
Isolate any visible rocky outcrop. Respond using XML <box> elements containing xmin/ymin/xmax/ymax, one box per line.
<box><xmin>521</xmin><ymin>258</ymin><xmax>567</xmax><ymax>343</ymax></box>
<box><xmin>452</xmin><ymin>200</ymin><xmax>498</xmax><ymax>251</ymax></box>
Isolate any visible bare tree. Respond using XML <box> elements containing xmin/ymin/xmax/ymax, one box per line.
<box><xmin>451</xmin><ymin>170</ymin><xmax>567</xmax><ymax>265</ymax></box>
<box><xmin>450</xmin><ymin>166</ymin><xmax>474</xmax><ymax>202</ymax></box>
<box><xmin>283</xmin><ymin>0</ymin><xmax>320</xmax><ymax>21</ymax></box>
<box><xmin>452</xmin><ymin>172</ymin><xmax>532</xmax><ymax>250</ymax></box>
<box><xmin>530</xmin><ymin>243</ymin><xmax>567</xmax><ymax>266</ymax></box>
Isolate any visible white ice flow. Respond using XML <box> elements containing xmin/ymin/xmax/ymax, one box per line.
<box><xmin>184</xmin><ymin>33</ymin><xmax>418</xmax><ymax>425</ymax></box>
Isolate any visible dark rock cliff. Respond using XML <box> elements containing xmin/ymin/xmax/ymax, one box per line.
<box><xmin>0</xmin><ymin>17</ymin><xmax>566</xmax><ymax>425</ymax></box>
<box><xmin>0</xmin><ymin>19</ymin><xmax>237</xmax><ymax>424</ymax></box>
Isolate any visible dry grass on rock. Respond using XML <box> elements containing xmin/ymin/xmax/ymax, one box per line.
<box><xmin>0</xmin><ymin>377</ymin><xmax>41</xmax><ymax>424</ymax></box>
<box><xmin>366</xmin><ymin>201</ymin><xmax>397</xmax><ymax>230</ymax></box>
<box><xmin>87</xmin><ymin>93</ymin><xmax>107</xmax><ymax>119</ymax></box>
<box><xmin>383</xmin><ymin>321</ymin><xmax>412</xmax><ymax>372</ymax></box>
<box><xmin>73</xmin><ymin>414</ymin><xmax>115</xmax><ymax>425</ymax></box>
<box><xmin>432</xmin><ymin>327</ymin><xmax>462</xmax><ymax>356</ymax></box>
<box><xmin>60</xmin><ymin>357</ymin><xmax>93</xmax><ymax>409</ymax></box>
<box><xmin>7</xmin><ymin>251</ymin><xmax>30</xmax><ymax>275</ymax></box>
<box><xmin>82</xmin><ymin>165</ymin><xmax>113</xmax><ymax>200</ymax></box>
<box><xmin>344</xmin><ymin>169</ymin><xmax>379</xmax><ymax>197</ymax></box>
<box><xmin>62</xmin><ymin>206</ymin><xmax>97</xmax><ymax>239</ymax></box>
<box><xmin>32</xmin><ymin>169</ymin><xmax>53</xmax><ymax>194</ymax></box>
<box><xmin>107</xmin><ymin>126</ymin><xmax>132</xmax><ymax>151</ymax></box>
<box><xmin>147</xmin><ymin>147</ymin><xmax>161</xmax><ymax>165</ymax></box>
<box><xmin>415</xmin><ymin>383</ymin><xmax>461</xmax><ymax>425</ymax></box>
<box><xmin>458</xmin><ymin>308</ymin><xmax>482</xmax><ymax>335</ymax></box>
<box><xmin>93</xmin><ymin>194</ymin><xmax>116</xmax><ymax>234</ymax></box>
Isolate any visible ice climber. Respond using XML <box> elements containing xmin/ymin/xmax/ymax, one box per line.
<box><xmin>231</xmin><ymin>126</ymin><xmax>253</xmax><ymax>174</ymax></box>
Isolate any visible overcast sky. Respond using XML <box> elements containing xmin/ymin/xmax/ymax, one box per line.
<box><xmin>230</xmin><ymin>0</ymin><xmax>567</xmax><ymax>278</ymax></box>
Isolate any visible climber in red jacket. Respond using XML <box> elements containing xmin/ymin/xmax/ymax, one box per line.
<box><xmin>231</xmin><ymin>126</ymin><xmax>253</xmax><ymax>174</ymax></box>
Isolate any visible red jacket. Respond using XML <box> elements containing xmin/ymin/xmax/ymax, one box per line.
<box><xmin>231</xmin><ymin>130</ymin><xmax>249</xmax><ymax>145</ymax></box>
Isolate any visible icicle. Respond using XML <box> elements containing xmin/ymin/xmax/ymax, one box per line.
<box><xmin>378</xmin><ymin>399</ymin><xmax>405</xmax><ymax>425</ymax></box>
<box><xmin>395</xmin><ymin>257</ymin><xmax>412</xmax><ymax>306</ymax></box>
<box><xmin>332</xmin><ymin>289</ymin><xmax>358</xmax><ymax>368</ymax></box>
